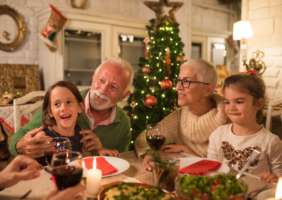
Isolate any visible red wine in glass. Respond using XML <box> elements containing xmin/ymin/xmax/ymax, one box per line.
<box><xmin>51</xmin><ymin>165</ymin><xmax>82</xmax><ymax>191</ymax></box>
<box><xmin>146</xmin><ymin>135</ymin><xmax>166</xmax><ymax>150</ymax></box>
<box><xmin>45</xmin><ymin>149</ymin><xmax>69</xmax><ymax>165</ymax></box>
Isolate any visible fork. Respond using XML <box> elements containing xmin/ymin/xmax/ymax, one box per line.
<box><xmin>247</xmin><ymin>186</ymin><xmax>270</xmax><ymax>200</ymax></box>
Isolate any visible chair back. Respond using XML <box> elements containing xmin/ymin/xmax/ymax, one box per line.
<box><xmin>265</xmin><ymin>98</ymin><xmax>282</xmax><ymax>131</ymax></box>
<box><xmin>13</xmin><ymin>91</ymin><xmax>46</xmax><ymax>132</ymax></box>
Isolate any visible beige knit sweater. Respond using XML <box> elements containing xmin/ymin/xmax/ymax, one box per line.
<box><xmin>134</xmin><ymin>93</ymin><xmax>228</xmax><ymax>159</ymax></box>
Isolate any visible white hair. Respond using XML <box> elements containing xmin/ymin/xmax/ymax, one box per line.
<box><xmin>94</xmin><ymin>57</ymin><xmax>134</xmax><ymax>94</ymax></box>
<box><xmin>180</xmin><ymin>58</ymin><xmax>218</xmax><ymax>92</ymax></box>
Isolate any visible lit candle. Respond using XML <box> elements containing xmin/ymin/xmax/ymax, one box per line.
<box><xmin>266</xmin><ymin>177</ymin><xmax>282</xmax><ymax>200</ymax></box>
<box><xmin>86</xmin><ymin>157</ymin><xmax>102</xmax><ymax>196</ymax></box>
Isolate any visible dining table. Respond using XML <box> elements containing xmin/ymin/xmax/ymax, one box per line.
<box><xmin>0</xmin><ymin>151</ymin><xmax>277</xmax><ymax>200</ymax></box>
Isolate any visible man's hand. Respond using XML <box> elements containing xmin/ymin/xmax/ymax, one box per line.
<box><xmin>16</xmin><ymin>126</ymin><xmax>50</xmax><ymax>159</ymax></box>
<box><xmin>259</xmin><ymin>171</ymin><xmax>278</xmax><ymax>183</ymax></box>
<box><xmin>97</xmin><ymin>148</ymin><xmax>120</xmax><ymax>157</ymax></box>
<box><xmin>0</xmin><ymin>155</ymin><xmax>41</xmax><ymax>188</ymax></box>
<box><xmin>42</xmin><ymin>183</ymin><xmax>85</xmax><ymax>200</ymax></box>
<box><xmin>80</xmin><ymin>130</ymin><xmax>102</xmax><ymax>151</ymax></box>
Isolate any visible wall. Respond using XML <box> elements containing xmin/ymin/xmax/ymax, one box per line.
<box><xmin>191</xmin><ymin>0</ymin><xmax>234</xmax><ymax>32</ymax></box>
<box><xmin>0</xmin><ymin>0</ymin><xmax>236</xmax><ymax>66</ymax></box>
<box><xmin>246</xmin><ymin>0</ymin><xmax>282</xmax><ymax>100</ymax></box>
<box><xmin>0</xmin><ymin>0</ymin><xmax>145</xmax><ymax>65</ymax></box>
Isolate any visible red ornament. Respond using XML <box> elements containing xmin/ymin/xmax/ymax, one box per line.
<box><xmin>160</xmin><ymin>77</ymin><xmax>173</xmax><ymax>90</ymax></box>
<box><xmin>145</xmin><ymin>95</ymin><xmax>157</xmax><ymax>108</ymax></box>
<box><xmin>142</xmin><ymin>65</ymin><xmax>152</xmax><ymax>75</ymax></box>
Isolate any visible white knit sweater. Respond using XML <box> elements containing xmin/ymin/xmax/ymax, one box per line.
<box><xmin>135</xmin><ymin>93</ymin><xmax>229</xmax><ymax>158</ymax></box>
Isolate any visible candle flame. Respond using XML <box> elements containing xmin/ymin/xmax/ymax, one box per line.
<box><xmin>82</xmin><ymin>160</ymin><xmax>85</xmax><ymax>169</ymax></box>
<box><xmin>93</xmin><ymin>157</ymin><xmax>96</xmax><ymax>169</ymax></box>
<box><xmin>276</xmin><ymin>177</ymin><xmax>282</xmax><ymax>199</ymax></box>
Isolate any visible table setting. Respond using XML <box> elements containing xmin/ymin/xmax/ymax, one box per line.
<box><xmin>0</xmin><ymin>150</ymin><xmax>279</xmax><ymax>200</ymax></box>
<box><xmin>0</xmin><ymin>125</ymin><xmax>280</xmax><ymax>200</ymax></box>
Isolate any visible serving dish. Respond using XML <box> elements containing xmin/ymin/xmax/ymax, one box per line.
<box><xmin>175</xmin><ymin>174</ymin><xmax>248</xmax><ymax>200</ymax></box>
<box><xmin>98</xmin><ymin>181</ymin><xmax>179</xmax><ymax>200</ymax></box>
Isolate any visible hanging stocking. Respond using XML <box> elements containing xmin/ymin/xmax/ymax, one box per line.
<box><xmin>38</xmin><ymin>4</ymin><xmax>67</xmax><ymax>52</ymax></box>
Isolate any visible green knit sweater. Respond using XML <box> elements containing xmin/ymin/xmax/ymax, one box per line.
<box><xmin>9</xmin><ymin>89</ymin><xmax>131</xmax><ymax>156</ymax></box>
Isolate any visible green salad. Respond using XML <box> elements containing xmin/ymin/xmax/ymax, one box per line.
<box><xmin>177</xmin><ymin>174</ymin><xmax>247</xmax><ymax>200</ymax></box>
<box><xmin>104</xmin><ymin>182</ymin><xmax>174</xmax><ymax>200</ymax></box>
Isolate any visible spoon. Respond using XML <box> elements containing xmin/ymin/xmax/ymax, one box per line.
<box><xmin>236</xmin><ymin>150</ymin><xmax>259</xmax><ymax>179</ymax></box>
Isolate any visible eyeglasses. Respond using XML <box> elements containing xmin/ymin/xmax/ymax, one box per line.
<box><xmin>174</xmin><ymin>78</ymin><xmax>209</xmax><ymax>88</ymax></box>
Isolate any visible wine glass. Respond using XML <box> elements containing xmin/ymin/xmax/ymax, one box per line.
<box><xmin>45</xmin><ymin>137</ymin><xmax>72</xmax><ymax>167</ymax></box>
<box><xmin>50</xmin><ymin>151</ymin><xmax>83</xmax><ymax>191</ymax></box>
<box><xmin>146</xmin><ymin>124</ymin><xmax>166</xmax><ymax>150</ymax></box>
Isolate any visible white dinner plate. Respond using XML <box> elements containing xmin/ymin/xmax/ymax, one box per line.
<box><xmin>72</xmin><ymin>156</ymin><xmax>130</xmax><ymax>177</ymax></box>
<box><xmin>178</xmin><ymin>157</ymin><xmax>230</xmax><ymax>174</ymax></box>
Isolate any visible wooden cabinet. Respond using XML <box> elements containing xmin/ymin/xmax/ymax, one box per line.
<box><xmin>37</xmin><ymin>7</ymin><xmax>148</xmax><ymax>90</ymax></box>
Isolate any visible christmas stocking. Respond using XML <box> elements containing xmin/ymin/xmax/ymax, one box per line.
<box><xmin>38</xmin><ymin>4</ymin><xmax>67</xmax><ymax>52</ymax></box>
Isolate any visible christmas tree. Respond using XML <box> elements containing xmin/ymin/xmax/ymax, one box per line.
<box><xmin>123</xmin><ymin>0</ymin><xmax>185</xmax><ymax>150</ymax></box>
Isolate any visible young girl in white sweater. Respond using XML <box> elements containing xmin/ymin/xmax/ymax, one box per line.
<box><xmin>207</xmin><ymin>71</ymin><xmax>282</xmax><ymax>183</ymax></box>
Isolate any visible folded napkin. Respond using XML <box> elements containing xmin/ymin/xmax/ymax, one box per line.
<box><xmin>179</xmin><ymin>159</ymin><xmax>222</xmax><ymax>175</ymax></box>
<box><xmin>78</xmin><ymin>157</ymin><xmax>118</xmax><ymax>176</ymax></box>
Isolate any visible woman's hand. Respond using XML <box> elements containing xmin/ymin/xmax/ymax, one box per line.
<box><xmin>0</xmin><ymin>155</ymin><xmax>41</xmax><ymax>188</ymax></box>
<box><xmin>160</xmin><ymin>145</ymin><xmax>199</xmax><ymax>156</ymax></box>
<box><xmin>97</xmin><ymin>148</ymin><xmax>120</xmax><ymax>157</ymax></box>
<box><xmin>142</xmin><ymin>155</ymin><xmax>155</xmax><ymax>171</ymax></box>
<box><xmin>259</xmin><ymin>171</ymin><xmax>278</xmax><ymax>183</ymax></box>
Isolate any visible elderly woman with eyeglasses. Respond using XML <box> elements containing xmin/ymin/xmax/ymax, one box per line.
<box><xmin>134</xmin><ymin>58</ymin><xmax>229</xmax><ymax>170</ymax></box>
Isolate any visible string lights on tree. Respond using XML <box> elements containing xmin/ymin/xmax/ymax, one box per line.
<box><xmin>123</xmin><ymin>0</ymin><xmax>185</xmax><ymax>150</ymax></box>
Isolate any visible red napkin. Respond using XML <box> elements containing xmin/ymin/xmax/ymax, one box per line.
<box><xmin>78</xmin><ymin>157</ymin><xmax>118</xmax><ymax>176</ymax></box>
<box><xmin>179</xmin><ymin>159</ymin><xmax>222</xmax><ymax>175</ymax></box>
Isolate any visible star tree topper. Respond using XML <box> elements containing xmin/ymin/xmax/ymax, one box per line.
<box><xmin>144</xmin><ymin>0</ymin><xmax>184</xmax><ymax>32</ymax></box>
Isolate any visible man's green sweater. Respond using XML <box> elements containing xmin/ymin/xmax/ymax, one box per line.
<box><xmin>9</xmin><ymin>89</ymin><xmax>131</xmax><ymax>156</ymax></box>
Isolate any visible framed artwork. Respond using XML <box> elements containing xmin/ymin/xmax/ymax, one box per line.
<box><xmin>0</xmin><ymin>64</ymin><xmax>41</xmax><ymax>104</ymax></box>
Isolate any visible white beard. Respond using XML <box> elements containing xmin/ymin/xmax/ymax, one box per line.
<box><xmin>89</xmin><ymin>90</ymin><xmax>116</xmax><ymax>110</ymax></box>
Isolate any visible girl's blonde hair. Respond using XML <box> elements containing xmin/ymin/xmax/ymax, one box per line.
<box><xmin>222</xmin><ymin>73</ymin><xmax>266</xmax><ymax>123</ymax></box>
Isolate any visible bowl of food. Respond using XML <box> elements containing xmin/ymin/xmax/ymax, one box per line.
<box><xmin>98</xmin><ymin>181</ymin><xmax>179</xmax><ymax>200</ymax></box>
<box><xmin>175</xmin><ymin>173</ymin><xmax>248</xmax><ymax>200</ymax></box>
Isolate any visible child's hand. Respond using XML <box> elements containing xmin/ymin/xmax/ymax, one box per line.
<box><xmin>259</xmin><ymin>171</ymin><xmax>278</xmax><ymax>182</ymax></box>
<box><xmin>97</xmin><ymin>148</ymin><xmax>120</xmax><ymax>157</ymax></box>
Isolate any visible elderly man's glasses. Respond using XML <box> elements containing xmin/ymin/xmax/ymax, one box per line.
<box><xmin>174</xmin><ymin>78</ymin><xmax>209</xmax><ymax>88</ymax></box>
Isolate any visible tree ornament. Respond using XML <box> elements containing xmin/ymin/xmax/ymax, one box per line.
<box><xmin>143</xmin><ymin>31</ymin><xmax>150</xmax><ymax>57</ymax></box>
<box><xmin>145</xmin><ymin>95</ymin><xmax>157</xmax><ymax>108</ymax></box>
<box><xmin>143</xmin><ymin>0</ymin><xmax>184</xmax><ymax>32</ymax></box>
<box><xmin>38</xmin><ymin>5</ymin><xmax>67</xmax><ymax>52</ymax></box>
<box><xmin>176</xmin><ymin>54</ymin><xmax>185</xmax><ymax>65</ymax></box>
<box><xmin>160</xmin><ymin>77</ymin><xmax>173</xmax><ymax>90</ymax></box>
<box><xmin>173</xmin><ymin>99</ymin><xmax>177</xmax><ymax>110</ymax></box>
<box><xmin>164</xmin><ymin>47</ymin><xmax>171</xmax><ymax>74</ymax></box>
<box><xmin>142</xmin><ymin>64</ymin><xmax>152</xmax><ymax>75</ymax></box>
<box><xmin>130</xmin><ymin>93</ymin><xmax>136</xmax><ymax>121</ymax></box>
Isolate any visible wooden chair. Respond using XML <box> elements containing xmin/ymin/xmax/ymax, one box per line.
<box><xmin>13</xmin><ymin>91</ymin><xmax>46</xmax><ymax>132</ymax></box>
<box><xmin>265</xmin><ymin>98</ymin><xmax>282</xmax><ymax>131</ymax></box>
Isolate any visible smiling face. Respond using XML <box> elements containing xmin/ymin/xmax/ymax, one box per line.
<box><xmin>90</xmin><ymin>61</ymin><xmax>131</xmax><ymax>110</ymax></box>
<box><xmin>48</xmin><ymin>87</ymin><xmax>83</xmax><ymax>130</ymax></box>
<box><xmin>224</xmin><ymin>86</ymin><xmax>260</xmax><ymax>126</ymax></box>
<box><xmin>176</xmin><ymin>67</ymin><xmax>206</xmax><ymax>106</ymax></box>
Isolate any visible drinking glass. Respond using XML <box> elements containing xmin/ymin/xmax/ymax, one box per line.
<box><xmin>50</xmin><ymin>151</ymin><xmax>83</xmax><ymax>191</ymax></box>
<box><xmin>146</xmin><ymin>124</ymin><xmax>166</xmax><ymax>150</ymax></box>
<box><xmin>45</xmin><ymin>137</ymin><xmax>72</xmax><ymax>166</ymax></box>
<box><xmin>152</xmin><ymin>156</ymin><xmax>180</xmax><ymax>192</ymax></box>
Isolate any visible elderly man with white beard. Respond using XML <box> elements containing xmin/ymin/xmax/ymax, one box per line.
<box><xmin>9</xmin><ymin>57</ymin><xmax>134</xmax><ymax>158</ymax></box>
